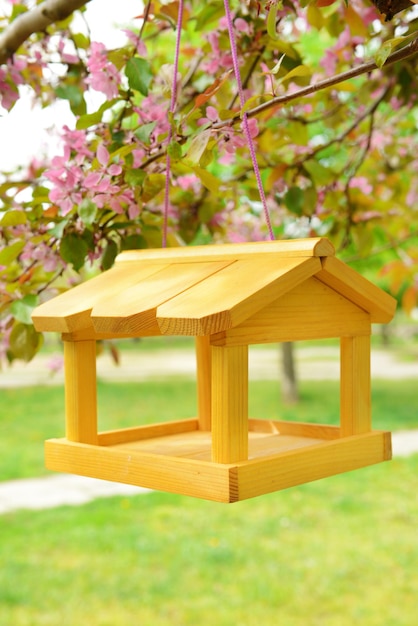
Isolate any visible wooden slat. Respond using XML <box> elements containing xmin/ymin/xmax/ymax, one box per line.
<box><xmin>211</xmin><ymin>345</ymin><xmax>248</xmax><ymax>463</ymax></box>
<box><xmin>91</xmin><ymin>260</ymin><xmax>232</xmax><ymax>334</ymax></box>
<box><xmin>210</xmin><ymin>276</ymin><xmax>370</xmax><ymax>346</ymax></box>
<box><xmin>252</xmin><ymin>419</ymin><xmax>340</xmax><ymax>440</ymax></box>
<box><xmin>45</xmin><ymin>439</ymin><xmax>233</xmax><ymax>502</ymax></box>
<box><xmin>32</xmin><ymin>262</ymin><xmax>168</xmax><ymax>332</ymax></box>
<box><xmin>340</xmin><ymin>336</ymin><xmax>371</xmax><ymax>436</ymax></box>
<box><xmin>195</xmin><ymin>336</ymin><xmax>212</xmax><ymax>430</ymax></box>
<box><xmin>235</xmin><ymin>431</ymin><xmax>392</xmax><ymax>501</ymax></box>
<box><xmin>157</xmin><ymin>256</ymin><xmax>321</xmax><ymax>336</ymax></box>
<box><xmin>317</xmin><ymin>256</ymin><xmax>396</xmax><ymax>323</ymax></box>
<box><xmin>98</xmin><ymin>419</ymin><xmax>199</xmax><ymax>446</ymax></box>
<box><xmin>115</xmin><ymin>238</ymin><xmax>335</xmax><ymax>263</ymax></box>
<box><xmin>64</xmin><ymin>340</ymin><xmax>97</xmax><ymax>444</ymax></box>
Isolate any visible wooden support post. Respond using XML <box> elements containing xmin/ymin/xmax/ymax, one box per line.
<box><xmin>211</xmin><ymin>345</ymin><xmax>248</xmax><ymax>463</ymax></box>
<box><xmin>64</xmin><ymin>340</ymin><xmax>98</xmax><ymax>444</ymax></box>
<box><xmin>195</xmin><ymin>336</ymin><xmax>212</xmax><ymax>431</ymax></box>
<box><xmin>340</xmin><ymin>335</ymin><xmax>371</xmax><ymax>436</ymax></box>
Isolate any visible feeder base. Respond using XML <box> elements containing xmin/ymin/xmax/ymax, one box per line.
<box><xmin>45</xmin><ymin>419</ymin><xmax>391</xmax><ymax>503</ymax></box>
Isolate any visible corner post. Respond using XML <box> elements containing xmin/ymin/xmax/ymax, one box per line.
<box><xmin>64</xmin><ymin>339</ymin><xmax>98</xmax><ymax>444</ymax></box>
<box><xmin>340</xmin><ymin>335</ymin><xmax>371</xmax><ymax>436</ymax></box>
<box><xmin>211</xmin><ymin>345</ymin><xmax>248</xmax><ymax>463</ymax></box>
<box><xmin>195</xmin><ymin>336</ymin><xmax>212</xmax><ymax>431</ymax></box>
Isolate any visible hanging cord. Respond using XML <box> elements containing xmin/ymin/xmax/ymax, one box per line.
<box><xmin>223</xmin><ymin>0</ymin><xmax>275</xmax><ymax>240</ymax></box>
<box><xmin>162</xmin><ymin>0</ymin><xmax>184</xmax><ymax>248</ymax></box>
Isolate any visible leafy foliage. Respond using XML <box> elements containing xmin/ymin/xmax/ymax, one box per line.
<box><xmin>0</xmin><ymin>0</ymin><xmax>418</xmax><ymax>363</ymax></box>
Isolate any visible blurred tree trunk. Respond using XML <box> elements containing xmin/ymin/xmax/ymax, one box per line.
<box><xmin>281</xmin><ymin>342</ymin><xmax>299</xmax><ymax>404</ymax></box>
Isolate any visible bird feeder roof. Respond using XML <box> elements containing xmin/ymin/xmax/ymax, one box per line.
<box><xmin>32</xmin><ymin>238</ymin><xmax>396</xmax><ymax>338</ymax></box>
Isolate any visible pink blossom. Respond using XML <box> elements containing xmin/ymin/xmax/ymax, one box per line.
<box><xmin>349</xmin><ymin>177</ymin><xmax>373</xmax><ymax>195</ymax></box>
<box><xmin>123</xmin><ymin>30</ymin><xmax>147</xmax><ymax>56</ymax></box>
<box><xmin>177</xmin><ymin>174</ymin><xmax>201</xmax><ymax>192</ymax></box>
<box><xmin>86</xmin><ymin>42</ymin><xmax>120</xmax><ymax>99</ymax></box>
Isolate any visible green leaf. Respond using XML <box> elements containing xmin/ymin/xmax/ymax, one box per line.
<box><xmin>76</xmin><ymin>99</ymin><xmax>118</xmax><ymax>130</ymax></box>
<box><xmin>125</xmin><ymin>168</ymin><xmax>147</xmax><ymax>186</ymax></box>
<box><xmin>0</xmin><ymin>210</ymin><xmax>27</xmax><ymax>227</ymax></box>
<box><xmin>10</xmin><ymin>294</ymin><xmax>38</xmax><ymax>325</ymax></box>
<box><xmin>78</xmin><ymin>199</ymin><xmax>98</xmax><ymax>226</ymax></box>
<box><xmin>284</xmin><ymin>187</ymin><xmax>304</xmax><ymax>215</ymax></box>
<box><xmin>168</xmin><ymin>141</ymin><xmax>183</xmax><ymax>161</ymax></box>
<box><xmin>72</xmin><ymin>33</ymin><xmax>90</xmax><ymax>50</ymax></box>
<box><xmin>303</xmin><ymin>161</ymin><xmax>333</xmax><ymax>186</ymax></box>
<box><xmin>192</xmin><ymin>167</ymin><xmax>220</xmax><ymax>194</ymax></box>
<box><xmin>125</xmin><ymin>57</ymin><xmax>152</xmax><ymax>96</ymax></box>
<box><xmin>267</xmin><ymin>2</ymin><xmax>282</xmax><ymax>40</ymax></box>
<box><xmin>101</xmin><ymin>240</ymin><xmax>118</xmax><ymax>270</ymax></box>
<box><xmin>375</xmin><ymin>32</ymin><xmax>417</xmax><ymax>69</ymax></box>
<box><xmin>277</xmin><ymin>65</ymin><xmax>311</xmax><ymax>86</ymax></box>
<box><xmin>8</xmin><ymin>322</ymin><xmax>43</xmax><ymax>362</ymax></box>
<box><xmin>0</xmin><ymin>240</ymin><xmax>25</xmax><ymax>265</ymax></box>
<box><xmin>186</xmin><ymin>130</ymin><xmax>211</xmax><ymax>165</ymax></box>
<box><xmin>135</xmin><ymin>122</ymin><xmax>157</xmax><ymax>144</ymax></box>
<box><xmin>141</xmin><ymin>174</ymin><xmax>166</xmax><ymax>202</ymax></box>
<box><xmin>60</xmin><ymin>233</ymin><xmax>89</xmax><ymax>271</ymax></box>
<box><xmin>121</xmin><ymin>234</ymin><xmax>147</xmax><ymax>251</ymax></box>
<box><xmin>55</xmin><ymin>85</ymin><xmax>86</xmax><ymax>116</ymax></box>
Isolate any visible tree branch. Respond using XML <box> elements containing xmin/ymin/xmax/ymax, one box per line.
<box><xmin>140</xmin><ymin>36</ymin><xmax>418</xmax><ymax>170</ymax></box>
<box><xmin>212</xmin><ymin>34</ymin><xmax>418</xmax><ymax>129</ymax></box>
<box><xmin>0</xmin><ymin>0</ymin><xmax>90</xmax><ymax>64</ymax></box>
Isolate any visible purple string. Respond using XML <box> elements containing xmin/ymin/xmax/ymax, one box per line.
<box><xmin>223</xmin><ymin>0</ymin><xmax>275</xmax><ymax>241</ymax></box>
<box><xmin>163</xmin><ymin>0</ymin><xmax>184</xmax><ymax>248</ymax></box>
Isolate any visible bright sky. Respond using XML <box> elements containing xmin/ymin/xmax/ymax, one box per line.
<box><xmin>0</xmin><ymin>0</ymin><xmax>142</xmax><ymax>170</ymax></box>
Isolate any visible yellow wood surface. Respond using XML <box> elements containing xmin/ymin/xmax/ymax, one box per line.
<box><xmin>195</xmin><ymin>336</ymin><xmax>212</xmax><ymax>430</ymax></box>
<box><xmin>45</xmin><ymin>429</ymin><xmax>391</xmax><ymax>503</ymax></box>
<box><xmin>97</xmin><ymin>419</ymin><xmax>199</xmax><ymax>446</ymax></box>
<box><xmin>317</xmin><ymin>256</ymin><xmax>396</xmax><ymax>323</ymax></box>
<box><xmin>116</xmin><ymin>237</ymin><xmax>335</xmax><ymax>263</ymax></box>
<box><xmin>32</xmin><ymin>262</ymin><xmax>166</xmax><ymax>332</ymax></box>
<box><xmin>157</xmin><ymin>256</ymin><xmax>321</xmax><ymax>335</ymax></box>
<box><xmin>64</xmin><ymin>340</ymin><xmax>98</xmax><ymax>444</ymax></box>
<box><xmin>211</xmin><ymin>276</ymin><xmax>370</xmax><ymax>346</ymax></box>
<box><xmin>45</xmin><ymin>438</ymin><xmax>233</xmax><ymax>502</ymax></box>
<box><xmin>340</xmin><ymin>335</ymin><xmax>371</xmax><ymax>436</ymax></box>
<box><xmin>234</xmin><ymin>430</ymin><xmax>391</xmax><ymax>501</ymax></box>
<box><xmin>91</xmin><ymin>261</ymin><xmax>231</xmax><ymax>334</ymax></box>
<box><xmin>211</xmin><ymin>345</ymin><xmax>248</xmax><ymax>463</ymax></box>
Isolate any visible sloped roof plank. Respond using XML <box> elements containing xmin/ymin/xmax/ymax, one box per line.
<box><xmin>32</xmin><ymin>262</ymin><xmax>169</xmax><ymax>333</ymax></box>
<box><xmin>317</xmin><ymin>256</ymin><xmax>396</xmax><ymax>324</ymax></box>
<box><xmin>157</xmin><ymin>256</ymin><xmax>322</xmax><ymax>336</ymax></box>
<box><xmin>91</xmin><ymin>260</ymin><xmax>233</xmax><ymax>334</ymax></box>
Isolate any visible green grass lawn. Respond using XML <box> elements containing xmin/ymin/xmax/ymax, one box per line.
<box><xmin>1</xmin><ymin>378</ymin><xmax>417</xmax><ymax>481</ymax></box>
<box><xmin>0</xmin><ymin>375</ymin><xmax>417</xmax><ymax>625</ymax></box>
<box><xmin>1</xmin><ymin>454</ymin><xmax>417</xmax><ymax>626</ymax></box>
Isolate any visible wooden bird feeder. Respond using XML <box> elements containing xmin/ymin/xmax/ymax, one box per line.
<box><xmin>32</xmin><ymin>238</ymin><xmax>396</xmax><ymax>503</ymax></box>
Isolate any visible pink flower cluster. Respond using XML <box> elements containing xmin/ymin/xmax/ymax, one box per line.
<box><xmin>0</xmin><ymin>58</ymin><xmax>25</xmax><ymax>110</ymax></box>
<box><xmin>85</xmin><ymin>42</ymin><xmax>121</xmax><ymax>99</ymax></box>
<box><xmin>44</xmin><ymin>126</ymin><xmax>142</xmax><ymax>219</ymax></box>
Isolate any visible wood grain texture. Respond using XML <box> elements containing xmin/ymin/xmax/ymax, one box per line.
<box><xmin>340</xmin><ymin>336</ymin><xmax>371</xmax><ymax>436</ymax></box>
<box><xmin>195</xmin><ymin>336</ymin><xmax>212</xmax><ymax>430</ymax></box>
<box><xmin>115</xmin><ymin>238</ymin><xmax>335</xmax><ymax>263</ymax></box>
<box><xmin>157</xmin><ymin>256</ymin><xmax>321</xmax><ymax>335</ymax></box>
<box><xmin>211</xmin><ymin>276</ymin><xmax>370</xmax><ymax>346</ymax></box>
<box><xmin>211</xmin><ymin>345</ymin><xmax>248</xmax><ymax>463</ymax></box>
<box><xmin>317</xmin><ymin>256</ymin><xmax>396</xmax><ymax>323</ymax></box>
<box><xmin>64</xmin><ymin>340</ymin><xmax>97</xmax><ymax>444</ymax></box>
<box><xmin>44</xmin><ymin>428</ymin><xmax>391</xmax><ymax>503</ymax></box>
<box><xmin>32</xmin><ymin>262</ymin><xmax>165</xmax><ymax>332</ymax></box>
<box><xmin>91</xmin><ymin>261</ymin><xmax>231</xmax><ymax>334</ymax></box>
<box><xmin>234</xmin><ymin>431</ymin><xmax>391</xmax><ymax>501</ymax></box>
